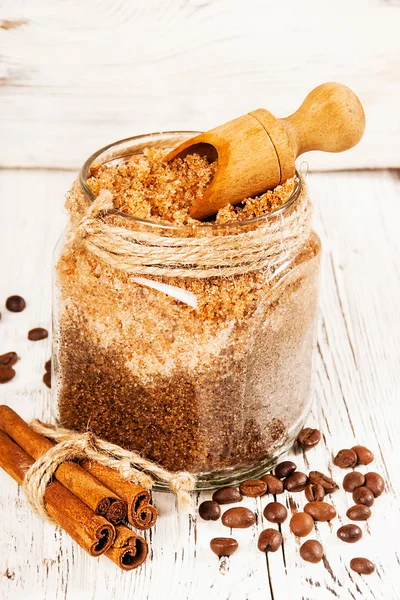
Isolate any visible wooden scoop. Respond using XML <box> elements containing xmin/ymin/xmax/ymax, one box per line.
<box><xmin>165</xmin><ymin>82</ymin><xmax>365</xmax><ymax>220</ymax></box>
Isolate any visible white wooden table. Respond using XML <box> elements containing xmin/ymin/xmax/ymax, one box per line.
<box><xmin>1</xmin><ymin>1</ymin><xmax>400</xmax><ymax>596</ymax></box>
<box><xmin>0</xmin><ymin>168</ymin><xmax>399</xmax><ymax>600</ymax></box>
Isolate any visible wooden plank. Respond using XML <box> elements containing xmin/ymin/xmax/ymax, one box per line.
<box><xmin>0</xmin><ymin>168</ymin><xmax>399</xmax><ymax>599</ymax></box>
<box><xmin>0</xmin><ymin>0</ymin><xmax>400</xmax><ymax>170</ymax></box>
<box><xmin>305</xmin><ymin>171</ymin><xmax>400</xmax><ymax>599</ymax></box>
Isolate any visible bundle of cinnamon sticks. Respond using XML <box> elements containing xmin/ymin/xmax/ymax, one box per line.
<box><xmin>0</xmin><ymin>405</ymin><xmax>158</xmax><ymax>570</ymax></box>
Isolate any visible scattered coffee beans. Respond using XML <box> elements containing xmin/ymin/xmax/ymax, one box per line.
<box><xmin>305</xmin><ymin>483</ymin><xmax>325</xmax><ymax>502</ymax></box>
<box><xmin>350</xmin><ymin>557</ymin><xmax>375</xmax><ymax>575</ymax></box>
<box><xmin>210</xmin><ymin>537</ymin><xmax>238</xmax><ymax>557</ymax></box>
<box><xmin>202</xmin><ymin>440</ymin><xmax>384</xmax><ymax>568</ymax></box>
<box><xmin>0</xmin><ymin>352</ymin><xmax>18</xmax><ymax>367</ymax></box>
<box><xmin>212</xmin><ymin>487</ymin><xmax>242</xmax><ymax>505</ymax></box>
<box><xmin>333</xmin><ymin>449</ymin><xmax>357</xmax><ymax>468</ymax></box>
<box><xmin>352</xmin><ymin>445</ymin><xmax>374</xmax><ymax>465</ymax></box>
<box><xmin>263</xmin><ymin>502</ymin><xmax>287</xmax><ymax>524</ymax></box>
<box><xmin>346</xmin><ymin>504</ymin><xmax>371</xmax><ymax>521</ymax></box>
<box><xmin>257</xmin><ymin>529</ymin><xmax>282</xmax><ymax>553</ymax></box>
<box><xmin>222</xmin><ymin>507</ymin><xmax>256</xmax><ymax>529</ymax></box>
<box><xmin>297</xmin><ymin>427</ymin><xmax>321</xmax><ymax>449</ymax></box>
<box><xmin>43</xmin><ymin>371</ymin><xmax>51</xmax><ymax>389</ymax></box>
<box><xmin>274</xmin><ymin>461</ymin><xmax>296</xmax><ymax>479</ymax></box>
<box><xmin>343</xmin><ymin>471</ymin><xmax>365</xmax><ymax>493</ymax></box>
<box><xmin>239</xmin><ymin>479</ymin><xmax>267</xmax><ymax>497</ymax></box>
<box><xmin>289</xmin><ymin>512</ymin><xmax>314</xmax><ymax>537</ymax></box>
<box><xmin>304</xmin><ymin>501</ymin><xmax>337</xmax><ymax>522</ymax></box>
<box><xmin>28</xmin><ymin>327</ymin><xmax>48</xmax><ymax>341</ymax></box>
<box><xmin>0</xmin><ymin>367</ymin><xmax>16</xmax><ymax>384</ymax></box>
<box><xmin>43</xmin><ymin>358</ymin><xmax>52</xmax><ymax>388</ymax></box>
<box><xmin>199</xmin><ymin>501</ymin><xmax>221</xmax><ymax>521</ymax></box>
<box><xmin>308</xmin><ymin>471</ymin><xmax>338</xmax><ymax>493</ymax></box>
<box><xmin>353</xmin><ymin>486</ymin><xmax>374</xmax><ymax>507</ymax></box>
<box><xmin>364</xmin><ymin>472</ymin><xmax>385</xmax><ymax>498</ymax></box>
<box><xmin>261</xmin><ymin>474</ymin><xmax>283</xmax><ymax>495</ymax></box>
<box><xmin>284</xmin><ymin>471</ymin><xmax>308</xmax><ymax>492</ymax></box>
<box><xmin>337</xmin><ymin>524</ymin><xmax>362</xmax><ymax>543</ymax></box>
<box><xmin>299</xmin><ymin>540</ymin><xmax>324</xmax><ymax>563</ymax></box>
<box><xmin>0</xmin><ymin>352</ymin><xmax>18</xmax><ymax>385</ymax></box>
<box><xmin>6</xmin><ymin>295</ymin><xmax>26</xmax><ymax>312</ymax></box>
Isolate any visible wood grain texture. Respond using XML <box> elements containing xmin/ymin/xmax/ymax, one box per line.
<box><xmin>0</xmin><ymin>0</ymin><xmax>399</xmax><ymax>171</ymax></box>
<box><xmin>0</xmin><ymin>168</ymin><xmax>400</xmax><ymax>599</ymax></box>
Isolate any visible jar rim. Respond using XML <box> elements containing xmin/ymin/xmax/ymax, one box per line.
<box><xmin>79</xmin><ymin>131</ymin><xmax>302</xmax><ymax>232</ymax></box>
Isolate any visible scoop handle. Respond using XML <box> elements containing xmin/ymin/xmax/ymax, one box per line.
<box><xmin>280</xmin><ymin>82</ymin><xmax>366</xmax><ymax>158</ymax></box>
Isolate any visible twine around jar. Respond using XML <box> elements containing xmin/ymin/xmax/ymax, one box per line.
<box><xmin>68</xmin><ymin>180</ymin><xmax>312</xmax><ymax>279</ymax></box>
<box><xmin>22</xmin><ymin>420</ymin><xmax>196</xmax><ymax>521</ymax></box>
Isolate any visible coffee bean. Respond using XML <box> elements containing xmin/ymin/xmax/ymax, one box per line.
<box><xmin>333</xmin><ymin>449</ymin><xmax>358</xmax><ymax>468</ymax></box>
<box><xmin>346</xmin><ymin>504</ymin><xmax>371</xmax><ymax>521</ymax></box>
<box><xmin>308</xmin><ymin>471</ymin><xmax>338</xmax><ymax>493</ymax></box>
<box><xmin>343</xmin><ymin>471</ymin><xmax>365</xmax><ymax>493</ymax></box>
<box><xmin>305</xmin><ymin>483</ymin><xmax>325</xmax><ymax>502</ymax></box>
<box><xmin>0</xmin><ymin>367</ymin><xmax>16</xmax><ymax>384</ymax></box>
<box><xmin>210</xmin><ymin>537</ymin><xmax>238</xmax><ymax>557</ymax></box>
<box><xmin>212</xmin><ymin>487</ymin><xmax>242</xmax><ymax>504</ymax></box>
<box><xmin>285</xmin><ymin>471</ymin><xmax>308</xmax><ymax>492</ymax></box>
<box><xmin>239</xmin><ymin>479</ymin><xmax>267</xmax><ymax>497</ymax></box>
<box><xmin>337</xmin><ymin>524</ymin><xmax>362</xmax><ymax>543</ymax></box>
<box><xmin>353</xmin><ymin>486</ymin><xmax>374</xmax><ymax>507</ymax></box>
<box><xmin>199</xmin><ymin>501</ymin><xmax>221</xmax><ymax>521</ymax></box>
<box><xmin>263</xmin><ymin>502</ymin><xmax>287</xmax><ymax>524</ymax></box>
<box><xmin>257</xmin><ymin>529</ymin><xmax>282</xmax><ymax>553</ymax></box>
<box><xmin>352</xmin><ymin>445</ymin><xmax>374</xmax><ymax>465</ymax></box>
<box><xmin>304</xmin><ymin>501</ymin><xmax>337</xmax><ymax>522</ymax></box>
<box><xmin>299</xmin><ymin>540</ymin><xmax>324</xmax><ymax>563</ymax></box>
<box><xmin>364</xmin><ymin>472</ymin><xmax>385</xmax><ymax>498</ymax></box>
<box><xmin>297</xmin><ymin>427</ymin><xmax>321</xmax><ymax>449</ymax></box>
<box><xmin>261</xmin><ymin>474</ymin><xmax>284</xmax><ymax>495</ymax></box>
<box><xmin>28</xmin><ymin>327</ymin><xmax>48</xmax><ymax>341</ymax></box>
<box><xmin>289</xmin><ymin>512</ymin><xmax>314</xmax><ymax>537</ymax></box>
<box><xmin>6</xmin><ymin>295</ymin><xmax>26</xmax><ymax>312</ymax></box>
<box><xmin>274</xmin><ymin>461</ymin><xmax>296</xmax><ymax>479</ymax></box>
<box><xmin>45</xmin><ymin>358</ymin><xmax>51</xmax><ymax>372</ymax></box>
<box><xmin>350</xmin><ymin>557</ymin><xmax>375</xmax><ymax>575</ymax></box>
<box><xmin>43</xmin><ymin>371</ymin><xmax>51</xmax><ymax>389</ymax></box>
<box><xmin>0</xmin><ymin>352</ymin><xmax>18</xmax><ymax>368</ymax></box>
<box><xmin>222</xmin><ymin>507</ymin><xmax>256</xmax><ymax>529</ymax></box>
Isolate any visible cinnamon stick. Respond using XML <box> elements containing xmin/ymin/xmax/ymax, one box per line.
<box><xmin>82</xmin><ymin>460</ymin><xmax>158</xmax><ymax>530</ymax></box>
<box><xmin>0</xmin><ymin>429</ymin><xmax>115</xmax><ymax>556</ymax></box>
<box><xmin>0</xmin><ymin>406</ymin><xmax>126</xmax><ymax>525</ymax></box>
<box><xmin>105</xmin><ymin>524</ymin><xmax>148</xmax><ymax>570</ymax></box>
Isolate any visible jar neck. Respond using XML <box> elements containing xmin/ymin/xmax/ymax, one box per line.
<box><xmin>77</xmin><ymin>132</ymin><xmax>304</xmax><ymax>237</ymax></box>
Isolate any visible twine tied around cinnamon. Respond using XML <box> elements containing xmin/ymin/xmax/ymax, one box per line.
<box><xmin>22</xmin><ymin>420</ymin><xmax>196</xmax><ymax>520</ymax></box>
<box><xmin>68</xmin><ymin>176</ymin><xmax>312</xmax><ymax>279</ymax></box>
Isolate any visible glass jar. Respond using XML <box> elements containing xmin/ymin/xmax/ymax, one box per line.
<box><xmin>52</xmin><ymin>132</ymin><xmax>321</xmax><ymax>489</ymax></box>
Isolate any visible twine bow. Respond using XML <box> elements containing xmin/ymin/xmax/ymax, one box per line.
<box><xmin>23</xmin><ymin>420</ymin><xmax>196</xmax><ymax>520</ymax></box>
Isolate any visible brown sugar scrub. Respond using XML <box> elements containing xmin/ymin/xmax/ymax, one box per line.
<box><xmin>85</xmin><ymin>148</ymin><xmax>296</xmax><ymax>226</ymax></box>
<box><xmin>53</xmin><ymin>133</ymin><xmax>321</xmax><ymax>487</ymax></box>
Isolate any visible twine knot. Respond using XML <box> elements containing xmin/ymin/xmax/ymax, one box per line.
<box><xmin>169</xmin><ymin>471</ymin><xmax>196</xmax><ymax>493</ymax></box>
<box><xmin>74</xmin><ymin>189</ymin><xmax>114</xmax><ymax>242</ymax></box>
<box><xmin>169</xmin><ymin>471</ymin><xmax>197</xmax><ymax>514</ymax></box>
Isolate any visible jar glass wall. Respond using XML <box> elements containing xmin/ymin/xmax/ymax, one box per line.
<box><xmin>52</xmin><ymin>132</ymin><xmax>321</xmax><ymax>490</ymax></box>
